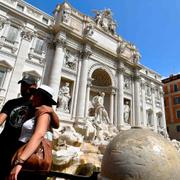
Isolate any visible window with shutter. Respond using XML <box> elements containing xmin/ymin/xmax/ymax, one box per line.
<box><xmin>34</xmin><ymin>38</ymin><xmax>44</xmax><ymax>54</ymax></box>
<box><xmin>6</xmin><ymin>25</ymin><xmax>18</xmax><ymax>44</ymax></box>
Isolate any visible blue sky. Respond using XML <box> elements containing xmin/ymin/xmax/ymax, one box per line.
<box><xmin>25</xmin><ymin>0</ymin><xmax>180</xmax><ymax>78</ymax></box>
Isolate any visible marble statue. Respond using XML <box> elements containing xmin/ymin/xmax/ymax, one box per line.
<box><xmin>93</xmin><ymin>10</ymin><xmax>102</xmax><ymax>24</ymax></box>
<box><xmin>57</xmin><ymin>82</ymin><xmax>71</xmax><ymax>113</ymax></box>
<box><xmin>84</xmin><ymin>23</ymin><xmax>94</xmax><ymax>36</ymax></box>
<box><xmin>57</xmin><ymin>125</ymin><xmax>84</xmax><ymax>146</ymax></box>
<box><xmin>62</xmin><ymin>3</ymin><xmax>71</xmax><ymax>23</ymax></box>
<box><xmin>132</xmin><ymin>50</ymin><xmax>141</xmax><ymax>63</ymax></box>
<box><xmin>52</xmin><ymin>141</ymin><xmax>81</xmax><ymax>166</ymax></box>
<box><xmin>123</xmin><ymin>101</ymin><xmax>130</xmax><ymax>123</ymax></box>
<box><xmin>108</xmin><ymin>20</ymin><xmax>116</xmax><ymax>34</ymax></box>
<box><xmin>117</xmin><ymin>40</ymin><xmax>127</xmax><ymax>54</ymax></box>
<box><xmin>93</xmin><ymin>9</ymin><xmax>117</xmax><ymax>34</ymax></box>
<box><xmin>92</xmin><ymin>92</ymin><xmax>110</xmax><ymax>124</ymax></box>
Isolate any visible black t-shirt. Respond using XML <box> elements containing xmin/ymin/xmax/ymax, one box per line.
<box><xmin>0</xmin><ymin>97</ymin><xmax>35</xmax><ymax>147</ymax></box>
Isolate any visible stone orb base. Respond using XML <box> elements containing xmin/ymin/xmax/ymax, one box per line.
<box><xmin>99</xmin><ymin>128</ymin><xmax>180</xmax><ymax>180</ymax></box>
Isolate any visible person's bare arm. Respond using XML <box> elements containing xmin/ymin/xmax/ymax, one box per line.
<box><xmin>0</xmin><ymin>113</ymin><xmax>7</xmax><ymax>126</ymax></box>
<box><xmin>36</xmin><ymin>105</ymin><xmax>59</xmax><ymax>129</ymax></box>
<box><xmin>50</xmin><ymin>110</ymin><xmax>59</xmax><ymax>129</ymax></box>
<box><xmin>9</xmin><ymin>113</ymin><xmax>50</xmax><ymax>180</ymax></box>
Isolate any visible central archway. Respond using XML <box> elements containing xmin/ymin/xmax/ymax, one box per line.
<box><xmin>88</xmin><ymin>68</ymin><xmax>113</xmax><ymax>119</ymax></box>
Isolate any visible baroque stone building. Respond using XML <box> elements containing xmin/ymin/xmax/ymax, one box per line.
<box><xmin>0</xmin><ymin>0</ymin><xmax>166</xmax><ymax>132</ymax></box>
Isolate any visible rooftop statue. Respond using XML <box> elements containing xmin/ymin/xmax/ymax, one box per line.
<box><xmin>93</xmin><ymin>9</ymin><xmax>117</xmax><ymax>35</ymax></box>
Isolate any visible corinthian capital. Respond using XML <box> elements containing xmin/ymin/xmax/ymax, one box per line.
<box><xmin>0</xmin><ymin>17</ymin><xmax>6</xmax><ymax>30</ymax></box>
<box><xmin>117</xmin><ymin>62</ymin><xmax>125</xmax><ymax>73</ymax></box>
<box><xmin>21</xmin><ymin>30</ymin><xmax>34</xmax><ymax>41</ymax></box>
<box><xmin>133</xmin><ymin>69</ymin><xmax>141</xmax><ymax>81</ymax></box>
<box><xmin>54</xmin><ymin>31</ymin><xmax>67</xmax><ymax>48</ymax></box>
<box><xmin>55</xmin><ymin>37</ymin><xmax>66</xmax><ymax>48</ymax></box>
<box><xmin>80</xmin><ymin>44</ymin><xmax>92</xmax><ymax>59</ymax></box>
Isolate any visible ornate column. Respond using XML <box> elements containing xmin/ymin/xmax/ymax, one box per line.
<box><xmin>134</xmin><ymin>70</ymin><xmax>141</xmax><ymax>126</ymax></box>
<box><xmin>85</xmin><ymin>78</ymin><xmax>93</xmax><ymax>117</ymax></box>
<box><xmin>6</xmin><ymin>29</ymin><xmax>34</xmax><ymax>100</ymax></box>
<box><xmin>76</xmin><ymin>44</ymin><xmax>92</xmax><ymax>119</ymax></box>
<box><xmin>110</xmin><ymin>89</ymin><xmax>115</xmax><ymax>124</ymax></box>
<box><xmin>72</xmin><ymin>54</ymin><xmax>82</xmax><ymax>118</ymax></box>
<box><xmin>48</xmin><ymin>33</ymin><xmax>66</xmax><ymax>101</ymax></box>
<box><xmin>117</xmin><ymin>62</ymin><xmax>124</xmax><ymax>128</ymax></box>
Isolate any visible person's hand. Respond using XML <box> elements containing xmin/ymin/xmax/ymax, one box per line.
<box><xmin>8</xmin><ymin>165</ymin><xmax>22</xmax><ymax>180</ymax></box>
<box><xmin>35</xmin><ymin>105</ymin><xmax>53</xmax><ymax>117</ymax></box>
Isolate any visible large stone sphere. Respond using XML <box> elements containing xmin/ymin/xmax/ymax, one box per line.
<box><xmin>99</xmin><ymin>127</ymin><xmax>180</xmax><ymax>180</ymax></box>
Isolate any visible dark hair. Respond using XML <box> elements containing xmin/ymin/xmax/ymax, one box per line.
<box><xmin>35</xmin><ymin>92</ymin><xmax>53</xmax><ymax>107</ymax></box>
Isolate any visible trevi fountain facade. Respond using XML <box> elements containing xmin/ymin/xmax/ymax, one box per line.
<box><xmin>0</xmin><ymin>0</ymin><xmax>173</xmax><ymax>177</ymax></box>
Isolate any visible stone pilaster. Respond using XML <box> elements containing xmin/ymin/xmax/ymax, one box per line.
<box><xmin>76</xmin><ymin>44</ymin><xmax>92</xmax><ymax>119</ymax></box>
<box><xmin>133</xmin><ymin>70</ymin><xmax>141</xmax><ymax>126</ymax></box>
<box><xmin>48</xmin><ymin>34</ymin><xmax>66</xmax><ymax>101</ymax></box>
<box><xmin>5</xmin><ymin>29</ymin><xmax>33</xmax><ymax>100</ymax></box>
<box><xmin>110</xmin><ymin>89</ymin><xmax>115</xmax><ymax>124</ymax></box>
<box><xmin>85</xmin><ymin>78</ymin><xmax>93</xmax><ymax>117</ymax></box>
<box><xmin>117</xmin><ymin>62</ymin><xmax>125</xmax><ymax>128</ymax></box>
<box><xmin>72</xmin><ymin>54</ymin><xmax>82</xmax><ymax>118</ymax></box>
